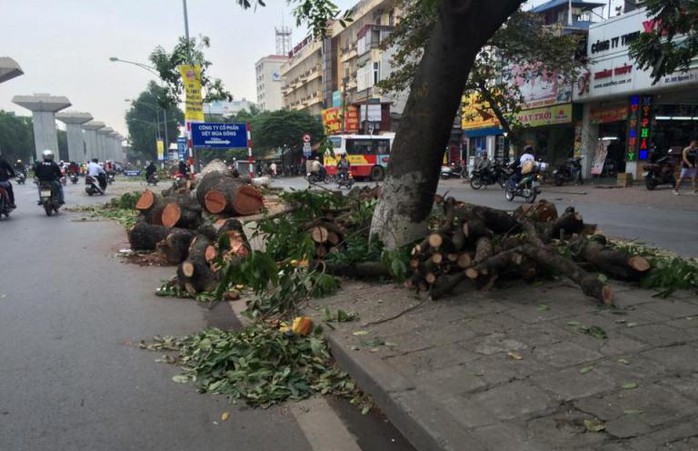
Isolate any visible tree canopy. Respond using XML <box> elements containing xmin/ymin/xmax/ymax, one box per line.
<box><xmin>628</xmin><ymin>0</ymin><xmax>698</xmax><ymax>84</ymax></box>
<box><xmin>125</xmin><ymin>82</ymin><xmax>184</xmax><ymax>162</ymax></box>
<box><xmin>380</xmin><ymin>5</ymin><xmax>583</xmax><ymax>144</ymax></box>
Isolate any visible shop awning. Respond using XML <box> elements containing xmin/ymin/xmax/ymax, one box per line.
<box><xmin>463</xmin><ymin>127</ymin><xmax>503</xmax><ymax>138</ymax></box>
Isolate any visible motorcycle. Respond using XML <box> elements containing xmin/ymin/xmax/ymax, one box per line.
<box><xmin>470</xmin><ymin>163</ymin><xmax>509</xmax><ymax>189</ymax></box>
<box><xmin>15</xmin><ymin>171</ymin><xmax>26</xmax><ymax>185</ymax></box>
<box><xmin>107</xmin><ymin>172</ymin><xmax>115</xmax><ymax>185</ymax></box>
<box><xmin>38</xmin><ymin>182</ymin><xmax>61</xmax><ymax>216</ymax></box>
<box><xmin>85</xmin><ymin>174</ymin><xmax>107</xmax><ymax>196</ymax></box>
<box><xmin>146</xmin><ymin>173</ymin><xmax>159</xmax><ymax>186</ymax></box>
<box><xmin>440</xmin><ymin>164</ymin><xmax>466</xmax><ymax>179</ymax></box>
<box><xmin>69</xmin><ymin>172</ymin><xmax>79</xmax><ymax>184</ymax></box>
<box><xmin>643</xmin><ymin>152</ymin><xmax>675</xmax><ymax>190</ymax></box>
<box><xmin>306</xmin><ymin>164</ymin><xmax>329</xmax><ymax>184</ymax></box>
<box><xmin>336</xmin><ymin>170</ymin><xmax>354</xmax><ymax>190</ymax></box>
<box><xmin>553</xmin><ymin>156</ymin><xmax>584</xmax><ymax>186</ymax></box>
<box><xmin>0</xmin><ymin>185</ymin><xmax>12</xmax><ymax>219</ymax></box>
<box><xmin>505</xmin><ymin>161</ymin><xmax>549</xmax><ymax>204</ymax></box>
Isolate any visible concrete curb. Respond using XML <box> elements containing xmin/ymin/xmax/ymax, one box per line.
<box><xmin>325</xmin><ymin>331</ymin><xmax>488</xmax><ymax>451</ymax></box>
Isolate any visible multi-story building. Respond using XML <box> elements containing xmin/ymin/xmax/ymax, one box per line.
<box><xmin>255</xmin><ymin>55</ymin><xmax>287</xmax><ymax>111</ymax></box>
<box><xmin>280</xmin><ymin>37</ymin><xmax>324</xmax><ymax>116</ymax></box>
<box><xmin>278</xmin><ymin>0</ymin><xmax>402</xmax><ymax>133</ymax></box>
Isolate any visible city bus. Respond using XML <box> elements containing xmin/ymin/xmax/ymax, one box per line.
<box><xmin>324</xmin><ymin>133</ymin><xmax>395</xmax><ymax>181</ymax></box>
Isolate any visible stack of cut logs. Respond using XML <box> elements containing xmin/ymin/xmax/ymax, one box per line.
<box><xmin>127</xmin><ymin>162</ymin><xmax>261</xmax><ymax>294</ymax></box>
<box><xmin>407</xmin><ymin>197</ymin><xmax>651</xmax><ymax>304</ymax></box>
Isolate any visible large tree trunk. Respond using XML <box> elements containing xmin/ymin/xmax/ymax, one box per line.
<box><xmin>370</xmin><ymin>0</ymin><xmax>523</xmax><ymax>249</ymax></box>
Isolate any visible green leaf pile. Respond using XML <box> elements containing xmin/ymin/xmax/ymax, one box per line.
<box><xmin>143</xmin><ymin>324</ymin><xmax>366</xmax><ymax>409</ymax></box>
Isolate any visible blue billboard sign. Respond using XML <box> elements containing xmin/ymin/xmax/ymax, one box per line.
<box><xmin>191</xmin><ymin>123</ymin><xmax>248</xmax><ymax>149</ymax></box>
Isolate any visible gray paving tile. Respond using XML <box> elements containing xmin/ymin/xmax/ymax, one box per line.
<box><xmin>465</xmin><ymin>381</ymin><xmax>554</xmax><ymax>421</ymax></box>
<box><xmin>530</xmin><ymin>365</ymin><xmax>617</xmax><ymax>401</ymax></box>
<box><xmin>620</xmin><ymin>323</ymin><xmax>692</xmax><ymax>347</ymax></box>
<box><xmin>533</xmin><ymin>341</ymin><xmax>604</xmax><ymax>368</ymax></box>
<box><xmin>383</xmin><ymin>342</ymin><xmax>479</xmax><ymax>375</ymax></box>
<box><xmin>643</xmin><ymin>299</ymin><xmax>698</xmax><ymax>319</ymax></box>
<box><xmin>642</xmin><ymin>344</ymin><xmax>698</xmax><ymax>375</ymax></box>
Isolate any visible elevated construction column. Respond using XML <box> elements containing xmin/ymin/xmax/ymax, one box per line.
<box><xmin>97</xmin><ymin>127</ymin><xmax>113</xmax><ymax>162</ymax></box>
<box><xmin>108</xmin><ymin>131</ymin><xmax>120</xmax><ymax>161</ymax></box>
<box><xmin>56</xmin><ymin>112</ymin><xmax>92</xmax><ymax>163</ymax></box>
<box><xmin>12</xmin><ymin>94</ymin><xmax>71</xmax><ymax>160</ymax></box>
<box><xmin>82</xmin><ymin>121</ymin><xmax>104</xmax><ymax>161</ymax></box>
<box><xmin>113</xmin><ymin>134</ymin><xmax>125</xmax><ymax>161</ymax></box>
<box><xmin>0</xmin><ymin>57</ymin><xmax>23</xmax><ymax>84</ymax></box>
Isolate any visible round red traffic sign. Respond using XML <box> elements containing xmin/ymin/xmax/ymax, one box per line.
<box><xmin>302</xmin><ymin>134</ymin><xmax>311</xmax><ymax>143</ymax></box>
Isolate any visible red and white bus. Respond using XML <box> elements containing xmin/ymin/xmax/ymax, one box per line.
<box><xmin>324</xmin><ymin>133</ymin><xmax>395</xmax><ymax>181</ymax></box>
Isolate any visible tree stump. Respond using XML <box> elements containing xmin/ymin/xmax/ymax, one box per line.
<box><xmin>128</xmin><ymin>222</ymin><xmax>171</xmax><ymax>251</ymax></box>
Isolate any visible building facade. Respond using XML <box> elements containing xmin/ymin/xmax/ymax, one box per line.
<box><xmin>255</xmin><ymin>55</ymin><xmax>287</xmax><ymax>111</ymax></box>
<box><xmin>281</xmin><ymin>37</ymin><xmax>324</xmax><ymax>116</ymax></box>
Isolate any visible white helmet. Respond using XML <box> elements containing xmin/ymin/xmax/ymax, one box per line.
<box><xmin>42</xmin><ymin>149</ymin><xmax>55</xmax><ymax>161</ymax></box>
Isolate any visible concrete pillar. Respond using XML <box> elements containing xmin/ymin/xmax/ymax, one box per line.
<box><xmin>12</xmin><ymin>94</ymin><xmax>71</xmax><ymax>161</ymax></box>
<box><xmin>98</xmin><ymin>127</ymin><xmax>113</xmax><ymax>162</ymax></box>
<box><xmin>0</xmin><ymin>57</ymin><xmax>23</xmax><ymax>84</ymax></box>
<box><xmin>580</xmin><ymin>103</ymin><xmax>599</xmax><ymax>179</ymax></box>
<box><xmin>82</xmin><ymin>121</ymin><xmax>104</xmax><ymax>161</ymax></box>
<box><xmin>56</xmin><ymin>112</ymin><xmax>92</xmax><ymax>163</ymax></box>
<box><xmin>109</xmin><ymin>131</ymin><xmax>120</xmax><ymax>161</ymax></box>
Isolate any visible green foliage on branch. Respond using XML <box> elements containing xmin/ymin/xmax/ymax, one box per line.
<box><xmin>149</xmin><ymin>36</ymin><xmax>233</xmax><ymax>108</ymax></box>
<box><xmin>629</xmin><ymin>0</ymin><xmax>698</xmax><ymax>84</ymax></box>
<box><xmin>142</xmin><ymin>324</ymin><xmax>368</xmax><ymax>410</ymax></box>
<box><xmin>379</xmin><ymin>6</ymin><xmax>584</xmax><ymax>142</ymax></box>
<box><xmin>0</xmin><ymin>111</ymin><xmax>34</xmax><ymax>163</ymax></box>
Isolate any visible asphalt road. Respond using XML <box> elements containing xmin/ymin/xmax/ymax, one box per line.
<box><xmin>277</xmin><ymin>176</ymin><xmax>698</xmax><ymax>258</ymax></box>
<box><xmin>0</xmin><ymin>180</ymin><xmax>414</xmax><ymax>451</ymax></box>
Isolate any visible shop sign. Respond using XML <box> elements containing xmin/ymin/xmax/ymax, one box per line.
<box><xmin>509</xmin><ymin>64</ymin><xmax>572</xmax><ymax>109</ymax></box>
<box><xmin>517</xmin><ymin>104</ymin><xmax>572</xmax><ymax>128</ymax></box>
<box><xmin>574</xmin><ymin>122</ymin><xmax>583</xmax><ymax>158</ymax></box>
<box><xmin>461</xmin><ymin>93</ymin><xmax>499</xmax><ymax>130</ymax></box>
<box><xmin>626</xmin><ymin>95</ymin><xmax>653</xmax><ymax>162</ymax></box>
<box><xmin>321</xmin><ymin>106</ymin><xmax>359</xmax><ymax>134</ymax></box>
<box><xmin>576</xmin><ymin>9</ymin><xmax>698</xmax><ymax>101</ymax></box>
<box><xmin>590</xmin><ymin>103</ymin><xmax>628</xmax><ymax>123</ymax></box>
<box><xmin>288</xmin><ymin>35</ymin><xmax>313</xmax><ymax>58</ymax></box>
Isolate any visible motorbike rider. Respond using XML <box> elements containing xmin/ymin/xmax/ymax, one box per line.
<box><xmin>68</xmin><ymin>161</ymin><xmax>80</xmax><ymax>176</ymax></box>
<box><xmin>476</xmin><ymin>152</ymin><xmax>492</xmax><ymax>173</ymax></box>
<box><xmin>14</xmin><ymin>159</ymin><xmax>26</xmax><ymax>175</ymax></box>
<box><xmin>104</xmin><ymin>160</ymin><xmax>115</xmax><ymax>179</ymax></box>
<box><xmin>145</xmin><ymin>161</ymin><xmax>157</xmax><ymax>181</ymax></box>
<box><xmin>0</xmin><ymin>152</ymin><xmax>17</xmax><ymax>209</ymax></box>
<box><xmin>309</xmin><ymin>158</ymin><xmax>326</xmax><ymax>179</ymax></box>
<box><xmin>34</xmin><ymin>149</ymin><xmax>65</xmax><ymax>205</ymax></box>
<box><xmin>337</xmin><ymin>154</ymin><xmax>351</xmax><ymax>180</ymax></box>
<box><xmin>178</xmin><ymin>160</ymin><xmax>190</xmax><ymax>179</ymax></box>
<box><xmin>87</xmin><ymin>158</ymin><xmax>107</xmax><ymax>191</ymax></box>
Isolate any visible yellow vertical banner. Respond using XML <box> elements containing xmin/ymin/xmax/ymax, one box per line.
<box><xmin>179</xmin><ymin>65</ymin><xmax>204</xmax><ymax>122</ymax></box>
<box><xmin>156</xmin><ymin>138</ymin><xmax>165</xmax><ymax>161</ymax></box>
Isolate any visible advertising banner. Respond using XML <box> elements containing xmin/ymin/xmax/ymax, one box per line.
<box><xmin>322</xmin><ymin>106</ymin><xmax>360</xmax><ymax>134</ymax></box>
<box><xmin>517</xmin><ymin>103</ymin><xmax>572</xmax><ymax>128</ymax></box>
<box><xmin>461</xmin><ymin>93</ymin><xmax>499</xmax><ymax>130</ymax></box>
<box><xmin>178</xmin><ymin>65</ymin><xmax>204</xmax><ymax>122</ymax></box>
<box><xmin>510</xmin><ymin>64</ymin><xmax>572</xmax><ymax>109</ymax></box>
<box><xmin>345</xmin><ymin>106</ymin><xmax>359</xmax><ymax>133</ymax></box>
<box><xmin>156</xmin><ymin>138</ymin><xmax>165</xmax><ymax>161</ymax></box>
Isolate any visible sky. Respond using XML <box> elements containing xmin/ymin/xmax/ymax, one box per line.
<box><xmin>1</xmin><ymin>0</ymin><xmax>624</xmax><ymax>138</ymax></box>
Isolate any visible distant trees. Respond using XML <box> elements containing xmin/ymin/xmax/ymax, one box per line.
<box><xmin>125</xmin><ymin>82</ymin><xmax>183</xmax><ymax>162</ymax></box>
<box><xmin>0</xmin><ymin>111</ymin><xmax>33</xmax><ymax>163</ymax></box>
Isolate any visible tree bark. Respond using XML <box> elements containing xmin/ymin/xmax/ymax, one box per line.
<box><xmin>128</xmin><ymin>222</ymin><xmax>171</xmax><ymax>251</ymax></box>
<box><xmin>370</xmin><ymin>0</ymin><xmax>523</xmax><ymax>249</ymax></box>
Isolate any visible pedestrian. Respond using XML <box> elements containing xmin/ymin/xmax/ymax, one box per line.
<box><xmin>673</xmin><ymin>140</ymin><xmax>697</xmax><ymax>195</ymax></box>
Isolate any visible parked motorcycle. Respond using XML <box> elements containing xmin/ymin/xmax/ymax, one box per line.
<box><xmin>85</xmin><ymin>174</ymin><xmax>107</xmax><ymax>196</ymax></box>
<box><xmin>643</xmin><ymin>152</ymin><xmax>675</xmax><ymax>190</ymax></box>
<box><xmin>553</xmin><ymin>156</ymin><xmax>584</xmax><ymax>186</ymax></box>
<box><xmin>69</xmin><ymin>172</ymin><xmax>79</xmax><ymax>184</ymax></box>
<box><xmin>15</xmin><ymin>171</ymin><xmax>26</xmax><ymax>185</ymax></box>
<box><xmin>470</xmin><ymin>163</ymin><xmax>509</xmax><ymax>189</ymax></box>
<box><xmin>38</xmin><ymin>182</ymin><xmax>61</xmax><ymax>216</ymax></box>
<box><xmin>505</xmin><ymin>161</ymin><xmax>549</xmax><ymax>203</ymax></box>
<box><xmin>146</xmin><ymin>173</ymin><xmax>159</xmax><ymax>186</ymax></box>
<box><xmin>336</xmin><ymin>170</ymin><xmax>354</xmax><ymax>190</ymax></box>
<box><xmin>0</xmin><ymin>185</ymin><xmax>12</xmax><ymax>219</ymax></box>
<box><xmin>440</xmin><ymin>164</ymin><xmax>466</xmax><ymax>179</ymax></box>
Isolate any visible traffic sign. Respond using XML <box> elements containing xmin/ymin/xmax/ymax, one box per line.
<box><xmin>303</xmin><ymin>142</ymin><xmax>312</xmax><ymax>157</ymax></box>
<box><xmin>191</xmin><ymin>123</ymin><xmax>248</xmax><ymax>149</ymax></box>
<box><xmin>177</xmin><ymin>137</ymin><xmax>187</xmax><ymax>159</ymax></box>
<box><xmin>302</xmin><ymin>133</ymin><xmax>311</xmax><ymax>143</ymax></box>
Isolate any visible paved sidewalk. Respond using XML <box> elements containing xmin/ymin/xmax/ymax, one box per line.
<box><xmin>307</xmin><ymin>280</ymin><xmax>698</xmax><ymax>450</ymax></box>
